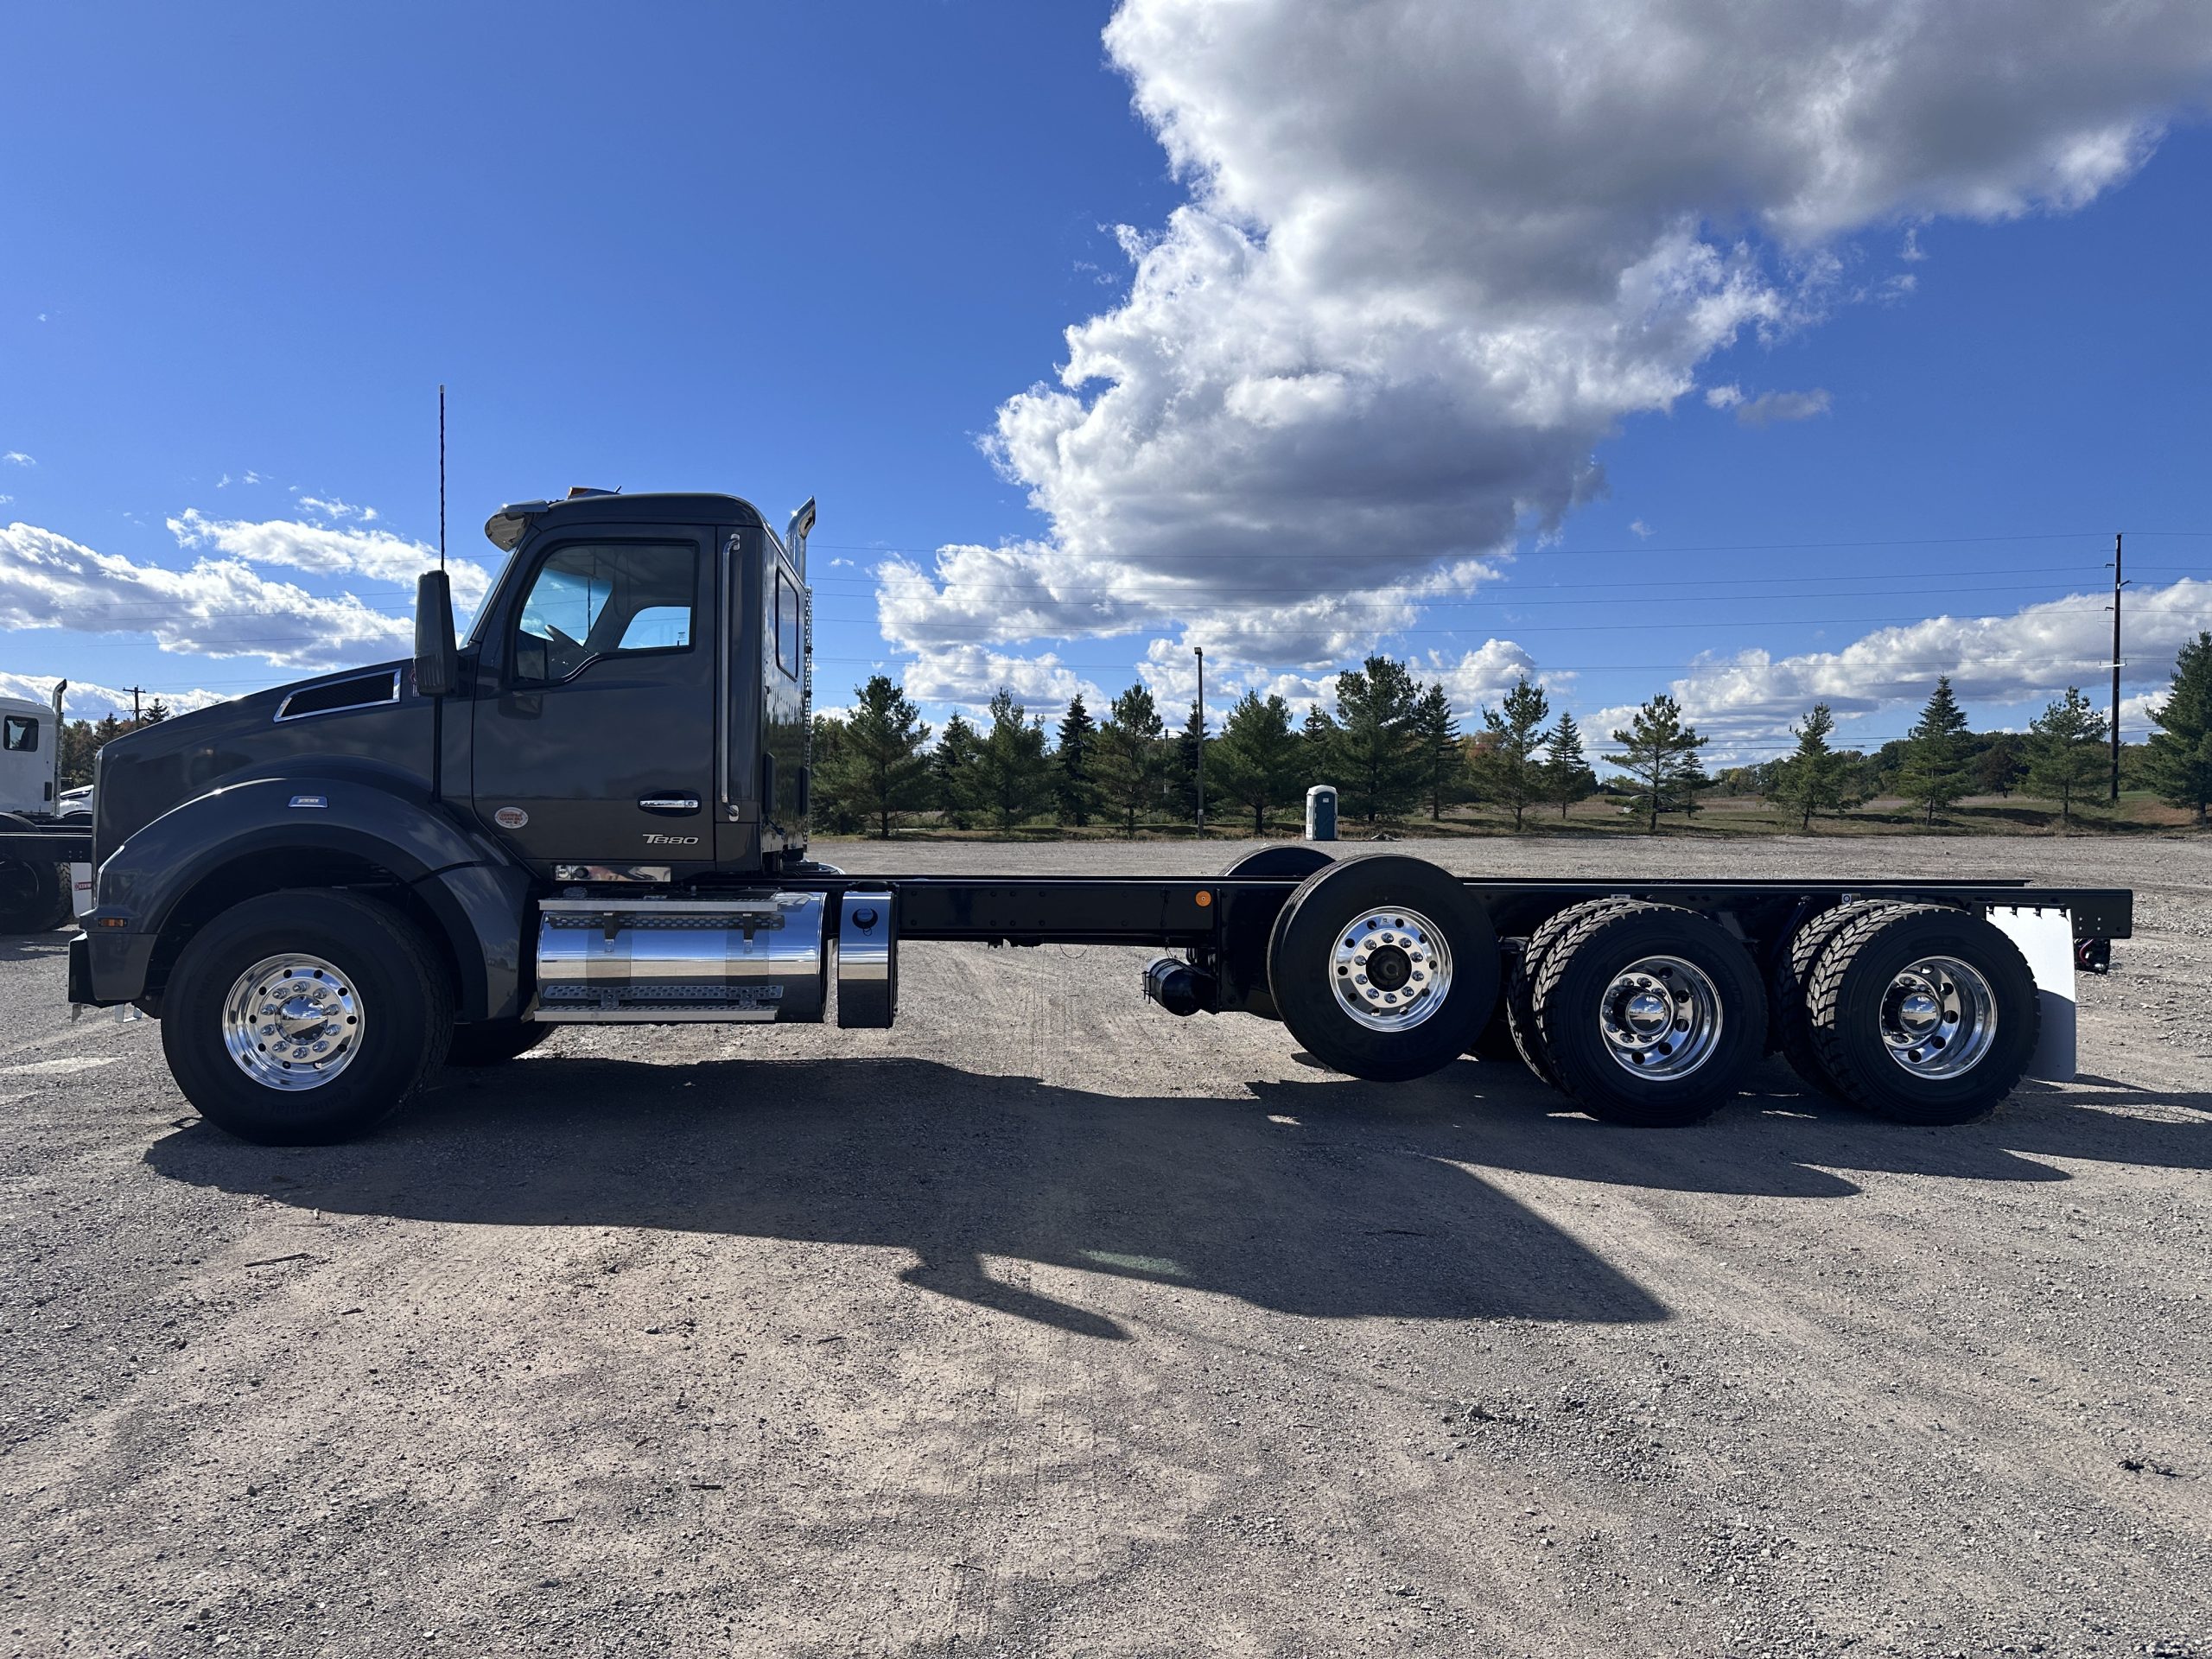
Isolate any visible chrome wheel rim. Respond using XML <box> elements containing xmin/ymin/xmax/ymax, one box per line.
<box><xmin>222</xmin><ymin>953</ymin><xmax>365</xmax><ymax>1091</ymax></box>
<box><xmin>1331</xmin><ymin>906</ymin><xmax>1453</xmax><ymax>1033</ymax></box>
<box><xmin>1599</xmin><ymin>955</ymin><xmax>1722</xmax><ymax>1079</ymax></box>
<box><xmin>1880</xmin><ymin>955</ymin><xmax>1996</xmax><ymax>1077</ymax></box>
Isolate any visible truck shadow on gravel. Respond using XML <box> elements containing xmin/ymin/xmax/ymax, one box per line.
<box><xmin>144</xmin><ymin>1055</ymin><xmax>1679</xmax><ymax>1338</ymax></box>
<box><xmin>1421</xmin><ymin>1057</ymin><xmax>2212</xmax><ymax>1198</ymax></box>
<box><xmin>143</xmin><ymin>1054</ymin><xmax>2210</xmax><ymax>1340</ymax></box>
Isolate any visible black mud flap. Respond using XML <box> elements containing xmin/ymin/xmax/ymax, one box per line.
<box><xmin>66</xmin><ymin>931</ymin><xmax>94</xmax><ymax>1006</ymax></box>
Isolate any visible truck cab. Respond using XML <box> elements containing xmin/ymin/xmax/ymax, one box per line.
<box><xmin>463</xmin><ymin>490</ymin><xmax>814</xmax><ymax>878</ymax></box>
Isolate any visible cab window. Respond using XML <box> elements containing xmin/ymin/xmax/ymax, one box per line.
<box><xmin>774</xmin><ymin>569</ymin><xmax>802</xmax><ymax>680</ymax></box>
<box><xmin>2</xmin><ymin>715</ymin><xmax>35</xmax><ymax>753</ymax></box>
<box><xmin>512</xmin><ymin>543</ymin><xmax>695</xmax><ymax>683</ymax></box>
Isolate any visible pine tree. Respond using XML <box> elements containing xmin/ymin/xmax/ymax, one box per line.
<box><xmin>823</xmin><ymin>675</ymin><xmax>931</xmax><ymax>838</ymax></box>
<box><xmin>1897</xmin><ymin>677</ymin><xmax>1973</xmax><ymax>824</ymax></box>
<box><xmin>1095</xmin><ymin>683</ymin><xmax>1166</xmax><ymax>837</ymax></box>
<box><xmin>143</xmin><ymin>699</ymin><xmax>170</xmax><ymax>722</ymax></box>
<box><xmin>1974</xmin><ymin>733</ymin><xmax>2026</xmax><ymax>798</ymax></box>
<box><xmin>808</xmin><ymin>713</ymin><xmax>865</xmax><ymax>835</ymax></box>
<box><xmin>931</xmin><ymin>711</ymin><xmax>983</xmax><ymax>830</ymax></box>
<box><xmin>1409</xmin><ymin>683</ymin><xmax>1462</xmax><ymax>821</ymax></box>
<box><xmin>1539</xmin><ymin>713</ymin><xmax>1596</xmax><ymax>820</ymax></box>
<box><xmin>1168</xmin><ymin>700</ymin><xmax>1208</xmax><ymax>826</ymax></box>
<box><xmin>1770</xmin><ymin>702</ymin><xmax>1851</xmax><ymax>831</ymax></box>
<box><xmin>1477</xmin><ymin>676</ymin><xmax>1548</xmax><ymax>830</ymax></box>
<box><xmin>1604</xmin><ymin>694</ymin><xmax>1709</xmax><ymax>833</ymax></box>
<box><xmin>970</xmin><ymin>688</ymin><xmax>1052</xmax><ymax>831</ymax></box>
<box><xmin>2144</xmin><ymin>631</ymin><xmax>2212</xmax><ymax>827</ymax></box>
<box><xmin>1331</xmin><ymin>656</ymin><xmax>1423</xmax><ymax>824</ymax></box>
<box><xmin>1053</xmin><ymin>694</ymin><xmax>1099</xmax><ymax>827</ymax></box>
<box><xmin>1211</xmin><ymin>690</ymin><xmax>1302</xmax><ymax>836</ymax></box>
<box><xmin>58</xmin><ymin>719</ymin><xmax>99</xmax><ymax>788</ymax></box>
<box><xmin>2024</xmin><ymin>687</ymin><xmax>2106</xmax><ymax>830</ymax></box>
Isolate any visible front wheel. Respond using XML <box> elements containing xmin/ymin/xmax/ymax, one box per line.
<box><xmin>161</xmin><ymin>891</ymin><xmax>453</xmax><ymax>1144</ymax></box>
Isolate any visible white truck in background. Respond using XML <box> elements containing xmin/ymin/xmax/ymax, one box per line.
<box><xmin>0</xmin><ymin>688</ymin><xmax>92</xmax><ymax>932</ymax></box>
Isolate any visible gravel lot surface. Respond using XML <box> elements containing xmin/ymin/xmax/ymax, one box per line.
<box><xmin>3</xmin><ymin>835</ymin><xmax>2208</xmax><ymax>1658</ymax></box>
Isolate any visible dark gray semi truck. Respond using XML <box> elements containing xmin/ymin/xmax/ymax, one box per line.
<box><xmin>8</xmin><ymin>487</ymin><xmax>2130</xmax><ymax>1144</ymax></box>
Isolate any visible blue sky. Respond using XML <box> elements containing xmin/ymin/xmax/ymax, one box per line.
<box><xmin>3</xmin><ymin>0</ymin><xmax>2209</xmax><ymax>760</ymax></box>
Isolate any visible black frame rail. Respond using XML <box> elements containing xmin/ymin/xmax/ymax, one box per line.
<box><xmin>767</xmin><ymin>872</ymin><xmax>2133</xmax><ymax>949</ymax></box>
<box><xmin>0</xmin><ymin>825</ymin><xmax>93</xmax><ymax>863</ymax></box>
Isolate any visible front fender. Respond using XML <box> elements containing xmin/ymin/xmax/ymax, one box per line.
<box><xmin>83</xmin><ymin>776</ymin><xmax>528</xmax><ymax>1019</ymax></box>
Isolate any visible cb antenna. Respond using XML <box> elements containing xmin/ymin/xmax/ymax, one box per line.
<box><xmin>438</xmin><ymin>384</ymin><xmax>447</xmax><ymax>572</ymax></box>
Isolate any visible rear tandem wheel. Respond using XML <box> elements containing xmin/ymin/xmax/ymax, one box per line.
<box><xmin>1520</xmin><ymin>900</ymin><xmax>1766</xmax><ymax>1127</ymax></box>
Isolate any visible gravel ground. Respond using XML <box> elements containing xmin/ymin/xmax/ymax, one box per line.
<box><xmin>2</xmin><ymin>834</ymin><xmax>2208</xmax><ymax>1659</ymax></box>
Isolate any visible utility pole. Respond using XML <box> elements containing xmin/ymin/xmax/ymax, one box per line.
<box><xmin>1193</xmin><ymin>645</ymin><xmax>1205</xmax><ymax>838</ymax></box>
<box><xmin>122</xmin><ymin>685</ymin><xmax>145</xmax><ymax>723</ymax></box>
<box><xmin>2109</xmin><ymin>531</ymin><xmax>2126</xmax><ymax>804</ymax></box>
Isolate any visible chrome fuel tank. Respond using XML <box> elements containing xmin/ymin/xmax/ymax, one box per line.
<box><xmin>534</xmin><ymin>893</ymin><xmax>827</xmax><ymax>1022</ymax></box>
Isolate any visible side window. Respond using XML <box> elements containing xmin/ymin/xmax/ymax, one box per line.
<box><xmin>774</xmin><ymin>569</ymin><xmax>802</xmax><ymax>680</ymax></box>
<box><xmin>512</xmin><ymin>542</ymin><xmax>695</xmax><ymax>684</ymax></box>
<box><xmin>3</xmin><ymin>715</ymin><xmax>36</xmax><ymax>753</ymax></box>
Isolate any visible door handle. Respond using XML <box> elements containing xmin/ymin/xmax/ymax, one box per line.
<box><xmin>639</xmin><ymin>795</ymin><xmax>701</xmax><ymax>815</ymax></box>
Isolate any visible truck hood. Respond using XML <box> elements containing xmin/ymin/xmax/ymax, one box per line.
<box><xmin>93</xmin><ymin>662</ymin><xmax>438</xmax><ymax>861</ymax></box>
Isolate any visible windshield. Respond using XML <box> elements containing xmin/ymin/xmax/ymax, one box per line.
<box><xmin>462</xmin><ymin>552</ymin><xmax>516</xmax><ymax>647</ymax></box>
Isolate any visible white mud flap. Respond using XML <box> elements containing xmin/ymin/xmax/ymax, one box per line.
<box><xmin>1986</xmin><ymin>906</ymin><xmax>2076</xmax><ymax>1083</ymax></box>
<box><xmin>69</xmin><ymin>861</ymin><xmax>93</xmax><ymax>920</ymax></box>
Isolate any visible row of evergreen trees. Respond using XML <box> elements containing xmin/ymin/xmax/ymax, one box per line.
<box><xmin>810</xmin><ymin>661</ymin><xmax>1606</xmax><ymax>837</ymax></box>
<box><xmin>1755</xmin><ymin>632</ymin><xmax>2212</xmax><ymax>830</ymax></box>
<box><xmin>810</xmin><ymin>631</ymin><xmax>2212</xmax><ymax>836</ymax></box>
<box><xmin>808</xmin><ymin>658</ymin><xmax>1634</xmax><ymax>836</ymax></box>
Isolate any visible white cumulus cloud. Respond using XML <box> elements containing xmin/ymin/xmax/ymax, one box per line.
<box><xmin>1</xmin><ymin>518</ymin><xmax>429</xmax><ymax>671</ymax></box>
<box><xmin>168</xmin><ymin>509</ymin><xmax>486</xmax><ymax>607</ymax></box>
<box><xmin>880</xmin><ymin>0</ymin><xmax>2212</xmax><ymax>689</ymax></box>
<box><xmin>0</xmin><ymin>671</ymin><xmax>227</xmax><ymax>721</ymax></box>
<box><xmin>1606</xmin><ymin>578</ymin><xmax>2212</xmax><ymax>754</ymax></box>
<box><xmin>1733</xmin><ymin>388</ymin><xmax>1833</xmax><ymax>426</ymax></box>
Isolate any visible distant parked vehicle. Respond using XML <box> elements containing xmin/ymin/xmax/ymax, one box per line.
<box><xmin>0</xmin><ymin>693</ymin><xmax>77</xmax><ymax>933</ymax></box>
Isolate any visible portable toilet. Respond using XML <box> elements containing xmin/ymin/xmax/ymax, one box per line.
<box><xmin>1305</xmin><ymin>784</ymin><xmax>1338</xmax><ymax>842</ymax></box>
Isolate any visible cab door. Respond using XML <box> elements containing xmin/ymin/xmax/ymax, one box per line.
<box><xmin>471</xmin><ymin>530</ymin><xmax>715</xmax><ymax>871</ymax></box>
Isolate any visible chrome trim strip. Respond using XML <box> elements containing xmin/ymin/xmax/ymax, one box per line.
<box><xmin>716</xmin><ymin>530</ymin><xmax>734</xmax><ymax>820</ymax></box>
<box><xmin>273</xmin><ymin>668</ymin><xmax>403</xmax><ymax>724</ymax></box>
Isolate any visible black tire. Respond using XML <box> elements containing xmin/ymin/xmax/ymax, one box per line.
<box><xmin>1504</xmin><ymin>899</ymin><xmax>1643</xmax><ymax>1087</ymax></box>
<box><xmin>1528</xmin><ymin>901</ymin><xmax>1765</xmax><ymax>1127</ymax></box>
<box><xmin>445</xmin><ymin>1020</ymin><xmax>554</xmax><ymax>1067</ymax></box>
<box><xmin>1805</xmin><ymin>904</ymin><xmax>2037</xmax><ymax>1126</ymax></box>
<box><xmin>161</xmin><ymin>891</ymin><xmax>454</xmax><ymax>1145</ymax></box>
<box><xmin>1266</xmin><ymin>855</ymin><xmax>1497</xmax><ymax>1082</ymax></box>
<box><xmin>1772</xmin><ymin>899</ymin><xmax>1908</xmax><ymax>1096</ymax></box>
<box><xmin>0</xmin><ymin>854</ymin><xmax>72</xmax><ymax>934</ymax></box>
